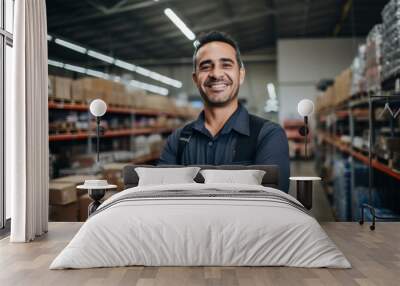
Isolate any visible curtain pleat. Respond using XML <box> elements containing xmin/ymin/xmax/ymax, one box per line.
<box><xmin>10</xmin><ymin>0</ymin><xmax>48</xmax><ymax>242</ymax></box>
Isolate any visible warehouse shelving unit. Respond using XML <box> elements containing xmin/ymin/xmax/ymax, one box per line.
<box><xmin>49</xmin><ymin>127</ymin><xmax>176</xmax><ymax>142</ymax></box>
<box><xmin>48</xmin><ymin>100</ymin><xmax>190</xmax><ymax>118</ymax></box>
<box><xmin>47</xmin><ymin>79</ymin><xmax>199</xmax><ymax>221</ymax></box>
<box><xmin>316</xmin><ymin>88</ymin><xmax>400</xmax><ymax>225</ymax></box>
<box><xmin>48</xmin><ymin>96</ymin><xmax>191</xmax><ymax>170</ymax></box>
<box><xmin>319</xmin><ymin>132</ymin><xmax>400</xmax><ymax>181</ymax></box>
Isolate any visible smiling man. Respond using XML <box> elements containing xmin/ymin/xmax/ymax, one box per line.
<box><xmin>159</xmin><ymin>31</ymin><xmax>290</xmax><ymax>193</ymax></box>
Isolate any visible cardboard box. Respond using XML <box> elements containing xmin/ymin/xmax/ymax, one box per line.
<box><xmin>334</xmin><ymin>68</ymin><xmax>352</xmax><ymax>106</ymax></box>
<box><xmin>130</xmin><ymin>92</ymin><xmax>146</xmax><ymax>108</ymax></box>
<box><xmin>49</xmin><ymin>202</ymin><xmax>79</xmax><ymax>222</ymax></box>
<box><xmin>85</xmin><ymin>89</ymin><xmax>106</xmax><ymax>104</ymax></box>
<box><xmin>54</xmin><ymin>76</ymin><xmax>72</xmax><ymax>101</ymax></box>
<box><xmin>325</xmin><ymin>86</ymin><xmax>334</xmax><ymax>109</ymax></box>
<box><xmin>74</xmin><ymin>78</ymin><xmax>113</xmax><ymax>104</ymax></box>
<box><xmin>102</xmin><ymin>163</ymin><xmax>127</xmax><ymax>191</ymax></box>
<box><xmin>49</xmin><ymin>182</ymin><xmax>77</xmax><ymax>205</ymax></box>
<box><xmin>71</xmin><ymin>80</ymin><xmax>85</xmax><ymax>102</ymax></box>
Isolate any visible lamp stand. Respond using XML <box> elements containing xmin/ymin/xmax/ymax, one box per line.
<box><xmin>304</xmin><ymin>116</ymin><xmax>308</xmax><ymax>160</ymax></box>
<box><xmin>88</xmin><ymin>189</ymin><xmax>106</xmax><ymax>216</ymax></box>
<box><xmin>96</xmin><ymin>116</ymin><xmax>100</xmax><ymax>163</ymax></box>
<box><xmin>298</xmin><ymin>116</ymin><xmax>309</xmax><ymax>160</ymax></box>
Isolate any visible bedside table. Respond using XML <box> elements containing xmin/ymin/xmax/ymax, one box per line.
<box><xmin>289</xmin><ymin>176</ymin><xmax>321</xmax><ymax>210</ymax></box>
<box><xmin>77</xmin><ymin>180</ymin><xmax>117</xmax><ymax>216</ymax></box>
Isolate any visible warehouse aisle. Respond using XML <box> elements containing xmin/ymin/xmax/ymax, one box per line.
<box><xmin>289</xmin><ymin>161</ymin><xmax>334</xmax><ymax>222</ymax></box>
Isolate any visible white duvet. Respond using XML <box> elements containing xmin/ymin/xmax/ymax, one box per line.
<box><xmin>50</xmin><ymin>183</ymin><xmax>351</xmax><ymax>269</ymax></box>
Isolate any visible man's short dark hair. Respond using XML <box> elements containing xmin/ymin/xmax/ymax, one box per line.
<box><xmin>192</xmin><ymin>31</ymin><xmax>244</xmax><ymax>71</ymax></box>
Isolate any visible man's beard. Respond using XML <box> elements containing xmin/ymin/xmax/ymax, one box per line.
<box><xmin>199</xmin><ymin>78</ymin><xmax>239</xmax><ymax>107</ymax></box>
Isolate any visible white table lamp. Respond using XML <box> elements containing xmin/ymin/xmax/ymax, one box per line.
<box><xmin>290</xmin><ymin>99</ymin><xmax>320</xmax><ymax>210</ymax></box>
<box><xmin>85</xmin><ymin>99</ymin><xmax>112</xmax><ymax>215</ymax></box>
<box><xmin>89</xmin><ymin>99</ymin><xmax>107</xmax><ymax>163</ymax></box>
<box><xmin>297</xmin><ymin>99</ymin><xmax>314</xmax><ymax>159</ymax></box>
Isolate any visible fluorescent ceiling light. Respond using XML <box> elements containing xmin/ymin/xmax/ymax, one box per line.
<box><xmin>86</xmin><ymin>69</ymin><xmax>108</xmax><ymax>79</ymax></box>
<box><xmin>130</xmin><ymin>79</ymin><xmax>169</xmax><ymax>96</ymax></box>
<box><xmin>159</xmin><ymin>75</ymin><xmax>183</xmax><ymax>88</ymax></box>
<box><xmin>267</xmin><ymin>83</ymin><xmax>276</xmax><ymax>99</ymax></box>
<box><xmin>115</xmin><ymin>59</ymin><xmax>136</xmax><ymax>71</ymax></box>
<box><xmin>164</xmin><ymin>8</ymin><xmax>195</xmax><ymax>41</ymax></box>
<box><xmin>48</xmin><ymin>33</ymin><xmax>181</xmax><ymax>89</ymax></box>
<box><xmin>55</xmin><ymin>38</ymin><xmax>87</xmax><ymax>54</ymax></box>
<box><xmin>64</xmin><ymin>64</ymin><xmax>86</xmax><ymax>74</ymax></box>
<box><xmin>48</xmin><ymin>58</ymin><xmax>169</xmax><ymax>96</ymax></box>
<box><xmin>158</xmin><ymin>88</ymin><xmax>169</xmax><ymax>96</ymax></box>
<box><xmin>48</xmin><ymin>59</ymin><xmax>64</xmax><ymax>68</ymax></box>
<box><xmin>167</xmin><ymin>78</ymin><xmax>182</xmax><ymax>88</ymax></box>
<box><xmin>135</xmin><ymin>66</ymin><xmax>151</xmax><ymax>77</ymax></box>
<box><xmin>149</xmin><ymin>72</ymin><xmax>162</xmax><ymax>81</ymax></box>
<box><xmin>87</xmin><ymin>50</ymin><xmax>115</xmax><ymax>64</ymax></box>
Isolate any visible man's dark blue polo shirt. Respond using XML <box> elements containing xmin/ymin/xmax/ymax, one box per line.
<box><xmin>159</xmin><ymin>104</ymin><xmax>290</xmax><ymax>193</ymax></box>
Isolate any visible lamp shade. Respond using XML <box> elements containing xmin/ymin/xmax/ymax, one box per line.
<box><xmin>89</xmin><ymin>99</ymin><xmax>107</xmax><ymax>117</ymax></box>
<box><xmin>297</xmin><ymin>99</ymin><xmax>314</xmax><ymax>117</ymax></box>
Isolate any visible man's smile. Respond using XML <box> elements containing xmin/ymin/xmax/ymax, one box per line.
<box><xmin>205</xmin><ymin>80</ymin><xmax>231</xmax><ymax>93</ymax></box>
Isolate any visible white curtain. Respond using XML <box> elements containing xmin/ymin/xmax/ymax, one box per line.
<box><xmin>7</xmin><ymin>0</ymin><xmax>49</xmax><ymax>242</ymax></box>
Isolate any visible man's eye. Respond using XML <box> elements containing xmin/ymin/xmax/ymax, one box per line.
<box><xmin>223</xmin><ymin>63</ymin><xmax>233</xmax><ymax>68</ymax></box>
<box><xmin>200</xmin><ymin>65</ymin><xmax>211</xmax><ymax>70</ymax></box>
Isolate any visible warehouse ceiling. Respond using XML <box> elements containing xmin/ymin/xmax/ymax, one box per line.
<box><xmin>47</xmin><ymin>0</ymin><xmax>386</xmax><ymax>67</ymax></box>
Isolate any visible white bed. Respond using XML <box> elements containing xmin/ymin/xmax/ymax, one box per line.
<box><xmin>50</xmin><ymin>183</ymin><xmax>351</xmax><ymax>269</ymax></box>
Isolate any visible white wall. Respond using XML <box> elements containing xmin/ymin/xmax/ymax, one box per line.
<box><xmin>277</xmin><ymin>38</ymin><xmax>362</xmax><ymax>122</ymax></box>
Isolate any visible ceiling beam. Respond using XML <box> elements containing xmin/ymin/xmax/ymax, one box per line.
<box><xmin>49</xmin><ymin>0</ymin><xmax>175</xmax><ymax>28</ymax></box>
<box><xmin>333</xmin><ymin>0</ymin><xmax>353</xmax><ymax>36</ymax></box>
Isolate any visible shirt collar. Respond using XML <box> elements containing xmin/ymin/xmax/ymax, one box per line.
<box><xmin>192</xmin><ymin>103</ymin><xmax>250</xmax><ymax>137</ymax></box>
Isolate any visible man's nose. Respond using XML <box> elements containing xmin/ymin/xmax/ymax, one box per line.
<box><xmin>209</xmin><ymin>66</ymin><xmax>224</xmax><ymax>78</ymax></box>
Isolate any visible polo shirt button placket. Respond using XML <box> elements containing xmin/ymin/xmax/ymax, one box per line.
<box><xmin>208</xmin><ymin>141</ymin><xmax>213</xmax><ymax>147</ymax></box>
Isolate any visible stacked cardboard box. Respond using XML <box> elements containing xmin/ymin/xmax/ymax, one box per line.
<box><xmin>334</xmin><ymin>69</ymin><xmax>352</xmax><ymax>105</ymax></box>
<box><xmin>382</xmin><ymin>0</ymin><xmax>400</xmax><ymax>80</ymax></box>
<box><xmin>73</xmin><ymin>78</ymin><xmax>111</xmax><ymax>104</ymax></box>
<box><xmin>49</xmin><ymin>182</ymin><xmax>79</xmax><ymax>221</ymax></box>
<box><xmin>50</xmin><ymin>75</ymin><xmax>199</xmax><ymax>119</ymax></box>
<box><xmin>315</xmin><ymin>94</ymin><xmax>324</xmax><ymax>114</ymax></box>
<box><xmin>143</xmin><ymin>94</ymin><xmax>176</xmax><ymax>113</ymax></box>
<box><xmin>50</xmin><ymin>174</ymin><xmax>120</xmax><ymax>222</ymax></box>
<box><xmin>366</xmin><ymin>24</ymin><xmax>383</xmax><ymax>92</ymax></box>
<box><xmin>71</xmin><ymin>80</ymin><xmax>85</xmax><ymax>102</ymax></box>
<box><xmin>351</xmin><ymin>45</ymin><xmax>367</xmax><ymax>95</ymax></box>
<box><xmin>102</xmin><ymin>163</ymin><xmax>127</xmax><ymax>191</ymax></box>
<box><xmin>325</xmin><ymin>86</ymin><xmax>334</xmax><ymax>109</ymax></box>
<box><xmin>49</xmin><ymin>76</ymin><xmax>72</xmax><ymax>101</ymax></box>
<box><xmin>315</xmin><ymin>68</ymin><xmax>352</xmax><ymax>112</ymax></box>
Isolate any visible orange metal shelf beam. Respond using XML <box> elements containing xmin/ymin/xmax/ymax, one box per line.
<box><xmin>320</xmin><ymin>133</ymin><xmax>400</xmax><ymax>181</ymax></box>
<box><xmin>48</xmin><ymin>101</ymin><xmax>183</xmax><ymax>118</ymax></box>
<box><xmin>49</xmin><ymin>127</ymin><xmax>175</xmax><ymax>142</ymax></box>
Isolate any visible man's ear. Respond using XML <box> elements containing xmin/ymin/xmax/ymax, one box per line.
<box><xmin>239</xmin><ymin>68</ymin><xmax>245</xmax><ymax>85</ymax></box>
<box><xmin>192</xmin><ymin>72</ymin><xmax>198</xmax><ymax>85</ymax></box>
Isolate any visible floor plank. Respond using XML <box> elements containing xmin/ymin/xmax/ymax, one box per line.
<box><xmin>1</xmin><ymin>222</ymin><xmax>399</xmax><ymax>285</ymax></box>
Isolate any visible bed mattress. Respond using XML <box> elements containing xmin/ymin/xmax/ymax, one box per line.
<box><xmin>50</xmin><ymin>183</ymin><xmax>351</xmax><ymax>269</ymax></box>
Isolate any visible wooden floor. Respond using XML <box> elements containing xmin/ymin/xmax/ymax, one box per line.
<box><xmin>0</xmin><ymin>222</ymin><xmax>399</xmax><ymax>286</ymax></box>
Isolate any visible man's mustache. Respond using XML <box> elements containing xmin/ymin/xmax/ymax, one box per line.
<box><xmin>204</xmin><ymin>77</ymin><xmax>232</xmax><ymax>86</ymax></box>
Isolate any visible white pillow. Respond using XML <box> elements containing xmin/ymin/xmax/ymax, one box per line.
<box><xmin>135</xmin><ymin>167</ymin><xmax>201</xmax><ymax>186</ymax></box>
<box><xmin>200</xmin><ymin>169</ymin><xmax>266</xmax><ymax>185</ymax></box>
